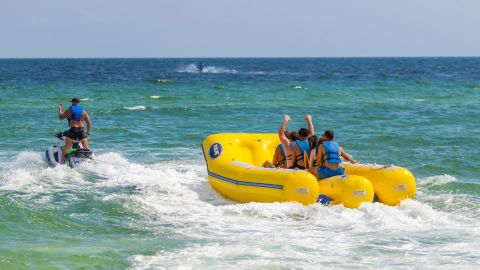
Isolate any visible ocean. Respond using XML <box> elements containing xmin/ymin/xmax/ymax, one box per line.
<box><xmin>0</xmin><ymin>58</ymin><xmax>479</xmax><ymax>269</ymax></box>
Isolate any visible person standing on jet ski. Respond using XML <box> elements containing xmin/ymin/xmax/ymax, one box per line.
<box><xmin>57</xmin><ymin>97</ymin><xmax>92</xmax><ymax>164</ymax></box>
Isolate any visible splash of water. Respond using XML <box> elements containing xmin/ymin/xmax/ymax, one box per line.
<box><xmin>176</xmin><ymin>64</ymin><xmax>238</xmax><ymax>74</ymax></box>
<box><xmin>1</xmin><ymin>152</ymin><xmax>479</xmax><ymax>269</ymax></box>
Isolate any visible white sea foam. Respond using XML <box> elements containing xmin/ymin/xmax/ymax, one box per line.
<box><xmin>247</xmin><ymin>71</ymin><xmax>267</xmax><ymax>75</ymax></box>
<box><xmin>155</xmin><ymin>79</ymin><xmax>172</xmax><ymax>83</ymax></box>
<box><xmin>0</xmin><ymin>152</ymin><xmax>84</xmax><ymax>202</ymax></box>
<box><xmin>176</xmin><ymin>64</ymin><xmax>238</xmax><ymax>74</ymax></box>
<box><xmin>1</xmin><ymin>152</ymin><xmax>479</xmax><ymax>269</ymax></box>
<box><xmin>150</xmin><ymin>96</ymin><xmax>160</xmax><ymax>99</ymax></box>
<box><xmin>124</xmin><ymin>105</ymin><xmax>146</xmax><ymax>110</ymax></box>
<box><xmin>419</xmin><ymin>174</ymin><xmax>457</xmax><ymax>186</ymax></box>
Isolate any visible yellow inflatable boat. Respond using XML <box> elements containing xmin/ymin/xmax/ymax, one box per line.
<box><xmin>343</xmin><ymin>163</ymin><xmax>416</xmax><ymax>206</ymax></box>
<box><xmin>202</xmin><ymin>133</ymin><xmax>416</xmax><ymax>208</ymax></box>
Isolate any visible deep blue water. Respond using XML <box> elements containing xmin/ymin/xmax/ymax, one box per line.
<box><xmin>0</xmin><ymin>58</ymin><xmax>479</xmax><ymax>269</ymax></box>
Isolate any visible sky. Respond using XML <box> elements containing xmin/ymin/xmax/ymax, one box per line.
<box><xmin>1</xmin><ymin>0</ymin><xmax>479</xmax><ymax>58</ymax></box>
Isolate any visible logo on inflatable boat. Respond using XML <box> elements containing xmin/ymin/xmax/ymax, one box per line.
<box><xmin>209</xmin><ymin>143</ymin><xmax>223</xmax><ymax>159</ymax></box>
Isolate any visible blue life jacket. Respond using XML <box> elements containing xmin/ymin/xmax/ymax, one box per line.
<box><xmin>290</xmin><ymin>141</ymin><xmax>298</xmax><ymax>149</ymax></box>
<box><xmin>68</xmin><ymin>105</ymin><xmax>83</xmax><ymax>127</ymax></box>
<box><xmin>69</xmin><ymin>105</ymin><xmax>83</xmax><ymax>121</ymax></box>
<box><xmin>322</xmin><ymin>141</ymin><xmax>341</xmax><ymax>164</ymax></box>
<box><xmin>276</xmin><ymin>144</ymin><xmax>287</xmax><ymax>166</ymax></box>
<box><xmin>295</xmin><ymin>139</ymin><xmax>311</xmax><ymax>162</ymax></box>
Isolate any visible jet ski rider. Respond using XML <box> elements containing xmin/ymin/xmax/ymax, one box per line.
<box><xmin>57</xmin><ymin>97</ymin><xmax>92</xmax><ymax>164</ymax></box>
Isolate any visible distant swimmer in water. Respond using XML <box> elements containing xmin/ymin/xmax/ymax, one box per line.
<box><xmin>57</xmin><ymin>97</ymin><xmax>92</xmax><ymax>164</ymax></box>
<box><xmin>308</xmin><ymin>130</ymin><xmax>356</xmax><ymax>179</ymax></box>
<box><xmin>290</xmin><ymin>115</ymin><xmax>315</xmax><ymax>169</ymax></box>
<box><xmin>197</xmin><ymin>62</ymin><xmax>203</xmax><ymax>73</ymax></box>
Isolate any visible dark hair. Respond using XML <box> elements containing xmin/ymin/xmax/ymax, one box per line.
<box><xmin>317</xmin><ymin>136</ymin><xmax>323</xmax><ymax>146</ymax></box>
<box><xmin>309</xmin><ymin>135</ymin><xmax>319</xmax><ymax>149</ymax></box>
<box><xmin>298</xmin><ymin>128</ymin><xmax>309</xmax><ymax>138</ymax></box>
<box><xmin>71</xmin><ymin>97</ymin><xmax>80</xmax><ymax>103</ymax></box>
<box><xmin>323</xmin><ymin>130</ymin><xmax>334</xmax><ymax>140</ymax></box>
<box><xmin>284</xmin><ymin>131</ymin><xmax>291</xmax><ymax>140</ymax></box>
<box><xmin>290</xmin><ymin>131</ymin><xmax>299</xmax><ymax>142</ymax></box>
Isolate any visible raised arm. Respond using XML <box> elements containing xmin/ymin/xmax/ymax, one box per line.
<box><xmin>278</xmin><ymin>115</ymin><xmax>294</xmax><ymax>168</ymax></box>
<box><xmin>58</xmin><ymin>104</ymin><xmax>70</xmax><ymax>120</ymax></box>
<box><xmin>278</xmin><ymin>115</ymin><xmax>291</xmax><ymax>145</ymax></box>
<box><xmin>340</xmin><ymin>147</ymin><xmax>356</xmax><ymax>164</ymax></box>
<box><xmin>305</xmin><ymin>114</ymin><xmax>314</xmax><ymax>136</ymax></box>
<box><xmin>83</xmin><ymin>111</ymin><xmax>92</xmax><ymax>136</ymax></box>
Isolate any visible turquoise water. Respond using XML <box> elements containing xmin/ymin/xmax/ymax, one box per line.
<box><xmin>0</xmin><ymin>58</ymin><xmax>479</xmax><ymax>269</ymax></box>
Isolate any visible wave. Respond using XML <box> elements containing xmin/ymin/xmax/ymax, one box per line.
<box><xmin>174</xmin><ymin>65</ymin><xmax>314</xmax><ymax>76</ymax></box>
<box><xmin>419</xmin><ymin>174</ymin><xmax>457</xmax><ymax>186</ymax></box>
<box><xmin>153</xmin><ymin>79</ymin><xmax>173</xmax><ymax>84</ymax></box>
<box><xmin>2</xmin><ymin>152</ymin><xmax>480</xmax><ymax>269</ymax></box>
<box><xmin>244</xmin><ymin>71</ymin><xmax>312</xmax><ymax>76</ymax></box>
<box><xmin>418</xmin><ymin>175</ymin><xmax>480</xmax><ymax>195</ymax></box>
<box><xmin>123</xmin><ymin>105</ymin><xmax>146</xmax><ymax>110</ymax></box>
<box><xmin>415</xmin><ymin>175</ymin><xmax>480</xmax><ymax>218</ymax></box>
<box><xmin>291</xmin><ymin>85</ymin><xmax>304</xmax><ymax>89</ymax></box>
<box><xmin>176</xmin><ymin>64</ymin><xmax>238</xmax><ymax>74</ymax></box>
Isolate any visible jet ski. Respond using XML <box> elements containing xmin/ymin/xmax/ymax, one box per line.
<box><xmin>45</xmin><ymin>131</ymin><xmax>94</xmax><ymax>168</ymax></box>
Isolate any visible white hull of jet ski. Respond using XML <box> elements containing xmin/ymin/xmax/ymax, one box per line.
<box><xmin>46</xmin><ymin>132</ymin><xmax>95</xmax><ymax>168</ymax></box>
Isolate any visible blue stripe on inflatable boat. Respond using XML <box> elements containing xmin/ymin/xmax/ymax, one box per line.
<box><xmin>208</xmin><ymin>171</ymin><xmax>284</xmax><ymax>190</ymax></box>
<box><xmin>201</xmin><ymin>144</ymin><xmax>283</xmax><ymax>190</ymax></box>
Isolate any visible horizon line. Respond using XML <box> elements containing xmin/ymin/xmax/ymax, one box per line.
<box><xmin>1</xmin><ymin>56</ymin><xmax>480</xmax><ymax>60</ymax></box>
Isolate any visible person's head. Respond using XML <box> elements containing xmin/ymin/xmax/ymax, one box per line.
<box><xmin>284</xmin><ymin>130</ymin><xmax>291</xmax><ymax>140</ymax></box>
<box><xmin>309</xmin><ymin>135</ymin><xmax>319</xmax><ymax>149</ymax></box>
<box><xmin>322</xmin><ymin>130</ymin><xmax>334</xmax><ymax>141</ymax></box>
<box><xmin>71</xmin><ymin>97</ymin><xmax>80</xmax><ymax>105</ymax></box>
<box><xmin>298</xmin><ymin>128</ymin><xmax>309</xmax><ymax>140</ymax></box>
<box><xmin>290</xmin><ymin>131</ymin><xmax>299</xmax><ymax>142</ymax></box>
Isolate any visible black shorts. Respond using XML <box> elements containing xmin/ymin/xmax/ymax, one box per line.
<box><xmin>67</xmin><ymin>127</ymin><xmax>86</xmax><ymax>141</ymax></box>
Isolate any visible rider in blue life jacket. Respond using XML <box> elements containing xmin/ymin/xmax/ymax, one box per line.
<box><xmin>309</xmin><ymin>130</ymin><xmax>356</xmax><ymax>179</ymax></box>
<box><xmin>263</xmin><ymin>115</ymin><xmax>299</xmax><ymax>169</ymax></box>
<box><xmin>290</xmin><ymin>115</ymin><xmax>315</xmax><ymax>169</ymax></box>
<box><xmin>57</xmin><ymin>97</ymin><xmax>92</xmax><ymax>164</ymax></box>
<box><xmin>277</xmin><ymin>115</ymin><xmax>313</xmax><ymax>169</ymax></box>
<box><xmin>263</xmin><ymin>130</ymin><xmax>293</xmax><ymax>168</ymax></box>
